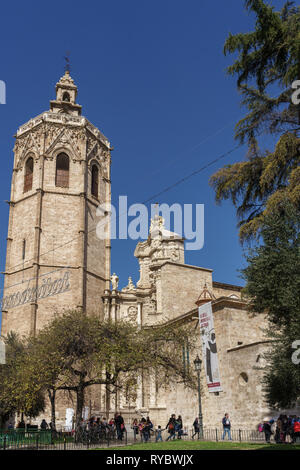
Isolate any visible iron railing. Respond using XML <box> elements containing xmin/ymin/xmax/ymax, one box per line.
<box><xmin>0</xmin><ymin>428</ymin><xmax>129</xmax><ymax>450</ymax></box>
<box><xmin>1</xmin><ymin>426</ymin><xmax>297</xmax><ymax>450</ymax></box>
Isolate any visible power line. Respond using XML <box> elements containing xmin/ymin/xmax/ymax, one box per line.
<box><xmin>1</xmin><ymin>142</ymin><xmax>241</xmax><ymax>276</ymax></box>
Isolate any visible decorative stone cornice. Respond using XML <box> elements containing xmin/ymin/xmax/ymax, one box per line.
<box><xmin>16</xmin><ymin>112</ymin><xmax>112</xmax><ymax>150</ymax></box>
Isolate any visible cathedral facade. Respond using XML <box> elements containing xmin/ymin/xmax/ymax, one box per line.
<box><xmin>1</xmin><ymin>72</ymin><xmax>277</xmax><ymax>430</ymax></box>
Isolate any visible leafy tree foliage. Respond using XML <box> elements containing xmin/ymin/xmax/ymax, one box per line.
<box><xmin>262</xmin><ymin>324</ymin><xmax>300</xmax><ymax>409</ymax></box>
<box><xmin>210</xmin><ymin>1</ymin><xmax>300</xmax><ymax>241</ymax></box>
<box><xmin>10</xmin><ymin>311</ymin><xmax>197</xmax><ymax>428</ymax></box>
<box><xmin>0</xmin><ymin>333</ymin><xmax>45</xmax><ymax>425</ymax></box>
<box><xmin>242</xmin><ymin>201</ymin><xmax>300</xmax><ymax>327</ymax></box>
<box><xmin>242</xmin><ymin>201</ymin><xmax>300</xmax><ymax>407</ymax></box>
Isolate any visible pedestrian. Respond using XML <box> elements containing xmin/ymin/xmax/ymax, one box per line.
<box><xmin>131</xmin><ymin>418</ymin><xmax>139</xmax><ymax>440</ymax></box>
<box><xmin>176</xmin><ymin>415</ymin><xmax>183</xmax><ymax>439</ymax></box>
<box><xmin>139</xmin><ymin>418</ymin><xmax>146</xmax><ymax>442</ymax></box>
<box><xmin>274</xmin><ymin>416</ymin><xmax>282</xmax><ymax>443</ymax></box>
<box><xmin>142</xmin><ymin>421</ymin><xmax>150</xmax><ymax>443</ymax></box>
<box><xmin>192</xmin><ymin>417</ymin><xmax>200</xmax><ymax>439</ymax></box>
<box><xmin>281</xmin><ymin>415</ymin><xmax>288</xmax><ymax>443</ymax></box>
<box><xmin>145</xmin><ymin>416</ymin><xmax>153</xmax><ymax>441</ymax></box>
<box><xmin>155</xmin><ymin>425</ymin><xmax>164</xmax><ymax>442</ymax></box>
<box><xmin>262</xmin><ymin>419</ymin><xmax>272</xmax><ymax>444</ymax></box>
<box><xmin>292</xmin><ymin>417</ymin><xmax>300</xmax><ymax>444</ymax></box>
<box><xmin>222</xmin><ymin>413</ymin><xmax>232</xmax><ymax>441</ymax></box>
<box><xmin>40</xmin><ymin>419</ymin><xmax>48</xmax><ymax>431</ymax></box>
<box><xmin>166</xmin><ymin>414</ymin><xmax>176</xmax><ymax>441</ymax></box>
<box><xmin>115</xmin><ymin>412</ymin><xmax>125</xmax><ymax>440</ymax></box>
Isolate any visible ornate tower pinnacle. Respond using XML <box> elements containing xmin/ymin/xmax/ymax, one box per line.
<box><xmin>195</xmin><ymin>283</ymin><xmax>214</xmax><ymax>306</ymax></box>
<box><xmin>50</xmin><ymin>70</ymin><xmax>82</xmax><ymax>116</ymax></box>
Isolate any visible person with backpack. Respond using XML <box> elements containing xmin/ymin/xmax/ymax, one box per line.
<box><xmin>292</xmin><ymin>417</ymin><xmax>300</xmax><ymax>444</ymax></box>
<box><xmin>166</xmin><ymin>414</ymin><xmax>176</xmax><ymax>441</ymax></box>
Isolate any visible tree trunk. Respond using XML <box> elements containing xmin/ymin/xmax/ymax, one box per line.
<box><xmin>76</xmin><ymin>385</ymin><xmax>85</xmax><ymax>429</ymax></box>
<box><xmin>47</xmin><ymin>389</ymin><xmax>56</xmax><ymax>429</ymax></box>
<box><xmin>105</xmin><ymin>369</ymin><xmax>111</xmax><ymax>420</ymax></box>
<box><xmin>105</xmin><ymin>385</ymin><xmax>110</xmax><ymax>420</ymax></box>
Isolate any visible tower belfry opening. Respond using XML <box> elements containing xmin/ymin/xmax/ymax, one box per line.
<box><xmin>50</xmin><ymin>70</ymin><xmax>82</xmax><ymax>115</ymax></box>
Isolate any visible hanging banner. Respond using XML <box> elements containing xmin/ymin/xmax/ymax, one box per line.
<box><xmin>198</xmin><ymin>302</ymin><xmax>222</xmax><ymax>392</ymax></box>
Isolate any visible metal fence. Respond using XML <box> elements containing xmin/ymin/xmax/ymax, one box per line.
<box><xmin>0</xmin><ymin>426</ymin><xmax>293</xmax><ymax>450</ymax></box>
<box><xmin>192</xmin><ymin>428</ymin><xmax>266</xmax><ymax>442</ymax></box>
<box><xmin>0</xmin><ymin>428</ymin><xmax>130</xmax><ymax>450</ymax></box>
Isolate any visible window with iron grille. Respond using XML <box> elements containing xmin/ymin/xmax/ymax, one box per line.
<box><xmin>56</xmin><ymin>153</ymin><xmax>69</xmax><ymax>188</ymax></box>
<box><xmin>24</xmin><ymin>157</ymin><xmax>33</xmax><ymax>192</ymax></box>
<box><xmin>91</xmin><ymin>164</ymin><xmax>99</xmax><ymax>198</ymax></box>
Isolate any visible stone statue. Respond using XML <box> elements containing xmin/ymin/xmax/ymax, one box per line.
<box><xmin>127</xmin><ymin>276</ymin><xmax>135</xmax><ymax>290</ymax></box>
<box><xmin>110</xmin><ymin>272</ymin><xmax>119</xmax><ymax>290</ymax></box>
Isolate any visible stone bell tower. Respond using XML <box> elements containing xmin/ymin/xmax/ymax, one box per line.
<box><xmin>1</xmin><ymin>70</ymin><xmax>112</xmax><ymax>337</ymax></box>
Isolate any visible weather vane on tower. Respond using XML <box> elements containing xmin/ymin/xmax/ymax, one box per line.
<box><xmin>64</xmin><ymin>51</ymin><xmax>71</xmax><ymax>73</ymax></box>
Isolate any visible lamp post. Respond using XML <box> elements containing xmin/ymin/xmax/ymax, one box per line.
<box><xmin>194</xmin><ymin>354</ymin><xmax>203</xmax><ymax>438</ymax></box>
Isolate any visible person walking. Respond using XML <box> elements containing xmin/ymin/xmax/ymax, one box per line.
<box><xmin>192</xmin><ymin>417</ymin><xmax>200</xmax><ymax>439</ymax></box>
<box><xmin>155</xmin><ymin>426</ymin><xmax>164</xmax><ymax>442</ymax></box>
<box><xmin>166</xmin><ymin>414</ymin><xmax>176</xmax><ymax>441</ymax></box>
<box><xmin>115</xmin><ymin>412</ymin><xmax>125</xmax><ymax>440</ymax></box>
<box><xmin>262</xmin><ymin>419</ymin><xmax>272</xmax><ymax>444</ymax></box>
<box><xmin>222</xmin><ymin>413</ymin><xmax>232</xmax><ymax>441</ymax></box>
<box><xmin>176</xmin><ymin>415</ymin><xmax>183</xmax><ymax>439</ymax></box>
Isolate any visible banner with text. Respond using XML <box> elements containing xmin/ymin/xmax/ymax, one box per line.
<box><xmin>198</xmin><ymin>302</ymin><xmax>222</xmax><ymax>393</ymax></box>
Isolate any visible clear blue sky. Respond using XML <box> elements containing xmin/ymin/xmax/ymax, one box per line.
<box><xmin>0</xmin><ymin>0</ymin><xmax>284</xmax><ymax>300</ymax></box>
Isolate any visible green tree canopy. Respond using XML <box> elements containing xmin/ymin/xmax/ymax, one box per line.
<box><xmin>210</xmin><ymin>0</ymin><xmax>300</xmax><ymax>241</ymax></box>
<box><xmin>242</xmin><ymin>201</ymin><xmax>300</xmax><ymax>407</ymax></box>
<box><xmin>0</xmin><ymin>332</ymin><xmax>45</xmax><ymax>425</ymax></box>
<box><xmin>242</xmin><ymin>200</ymin><xmax>300</xmax><ymax>327</ymax></box>
<box><xmin>19</xmin><ymin>310</ymin><xmax>197</xmax><ymax>428</ymax></box>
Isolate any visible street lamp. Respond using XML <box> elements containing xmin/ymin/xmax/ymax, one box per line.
<box><xmin>194</xmin><ymin>355</ymin><xmax>203</xmax><ymax>438</ymax></box>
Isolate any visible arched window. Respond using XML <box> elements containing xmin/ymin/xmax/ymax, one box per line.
<box><xmin>62</xmin><ymin>92</ymin><xmax>70</xmax><ymax>102</ymax></box>
<box><xmin>24</xmin><ymin>157</ymin><xmax>33</xmax><ymax>192</ymax></box>
<box><xmin>56</xmin><ymin>153</ymin><xmax>69</xmax><ymax>188</ymax></box>
<box><xmin>91</xmin><ymin>164</ymin><xmax>99</xmax><ymax>198</ymax></box>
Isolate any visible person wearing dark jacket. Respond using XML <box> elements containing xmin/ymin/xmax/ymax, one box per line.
<box><xmin>263</xmin><ymin>420</ymin><xmax>272</xmax><ymax>444</ymax></box>
<box><xmin>222</xmin><ymin>413</ymin><xmax>232</xmax><ymax>441</ymax></box>
<box><xmin>192</xmin><ymin>417</ymin><xmax>200</xmax><ymax>439</ymax></box>
<box><xmin>115</xmin><ymin>413</ymin><xmax>125</xmax><ymax>440</ymax></box>
<box><xmin>176</xmin><ymin>415</ymin><xmax>183</xmax><ymax>439</ymax></box>
<box><xmin>166</xmin><ymin>414</ymin><xmax>176</xmax><ymax>441</ymax></box>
